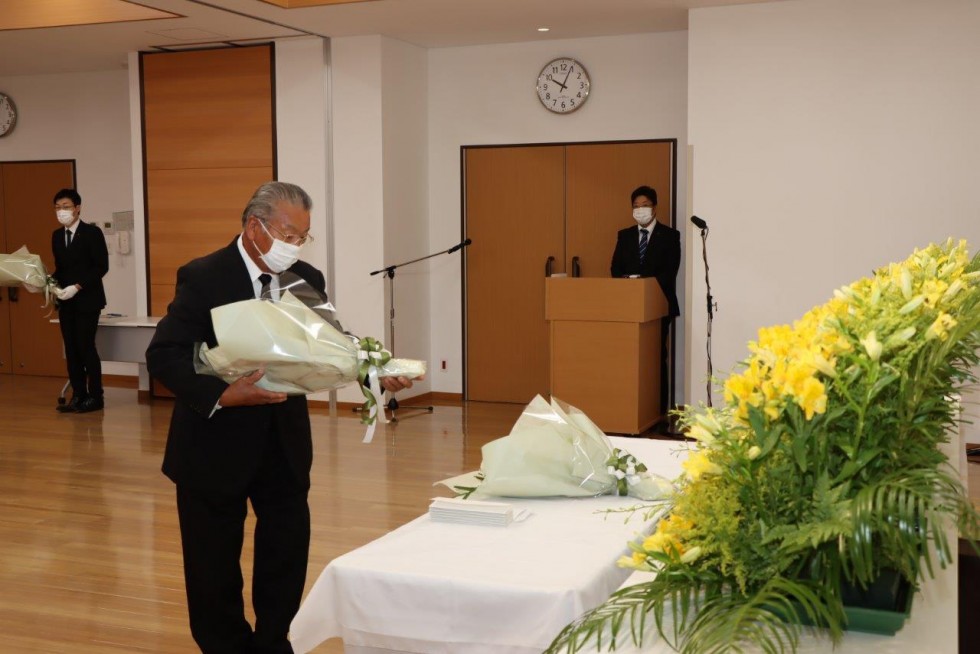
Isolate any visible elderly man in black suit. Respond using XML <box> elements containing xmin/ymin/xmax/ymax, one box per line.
<box><xmin>147</xmin><ymin>181</ymin><xmax>415</xmax><ymax>654</ymax></box>
<box><xmin>52</xmin><ymin>188</ymin><xmax>109</xmax><ymax>413</ymax></box>
<box><xmin>610</xmin><ymin>185</ymin><xmax>680</xmax><ymax>419</ymax></box>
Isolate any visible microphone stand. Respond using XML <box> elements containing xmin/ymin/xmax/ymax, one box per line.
<box><xmin>694</xmin><ymin>221</ymin><xmax>716</xmax><ymax>407</ymax></box>
<box><xmin>360</xmin><ymin>239</ymin><xmax>471</xmax><ymax>422</ymax></box>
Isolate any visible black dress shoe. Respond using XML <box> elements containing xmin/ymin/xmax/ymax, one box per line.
<box><xmin>57</xmin><ymin>396</ymin><xmax>84</xmax><ymax>413</ymax></box>
<box><xmin>74</xmin><ymin>397</ymin><xmax>104</xmax><ymax>413</ymax></box>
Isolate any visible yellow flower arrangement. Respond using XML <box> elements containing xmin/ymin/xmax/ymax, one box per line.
<box><xmin>549</xmin><ymin>240</ymin><xmax>980</xmax><ymax>654</ymax></box>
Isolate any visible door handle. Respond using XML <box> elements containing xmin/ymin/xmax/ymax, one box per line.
<box><xmin>8</xmin><ymin>287</ymin><xmax>18</xmax><ymax>302</ymax></box>
<box><xmin>571</xmin><ymin>256</ymin><xmax>581</xmax><ymax>278</ymax></box>
<box><xmin>545</xmin><ymin>256</ymin><xmax>555</xmax><ymax>277</ymax></box>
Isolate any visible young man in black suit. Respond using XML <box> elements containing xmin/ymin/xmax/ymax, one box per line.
<box><xmin>52</xmin><ymin>188</ymin><xmax>109</xmax><ymax>413</ymax></box>
<box><xmin>610</xmin><ymin>185</ymin><xmax>681</xmax><ymax>419</ymax></box>
<box><xmin>147</xmin><ymin>182</ymin><xmax>415</xmax><ymax>654</ymax></box>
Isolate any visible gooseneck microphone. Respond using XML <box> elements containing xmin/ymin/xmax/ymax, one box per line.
<box><xmin>691</xmin><ymin>215</ymin><xmax>708</xmax><ymax>230</ymax></box>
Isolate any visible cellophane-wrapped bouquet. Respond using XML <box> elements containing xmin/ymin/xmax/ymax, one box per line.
<box><xmin>450</xmin><ymin>395</ymin><xmax>674</xmax><ymax>502</ymax></box>
<box><xmin>0</xmin><ymin>246</ymin><xmax>59</xmax><ymax>305</ymax></box>
<box><xmin>194</xmin><ymin>273</ymin><xmax>424</xmax><ymax>441</ymax></box>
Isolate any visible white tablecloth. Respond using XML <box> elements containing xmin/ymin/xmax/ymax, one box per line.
<box><xmin>291</xmin><ymin>437</ymin><xmax>686</xmax><ymax>654</ymax></box>
<box><xmin>290</xmin><ymin>433</ymin><xmax>960</xmax><ymax>654</ymax></box>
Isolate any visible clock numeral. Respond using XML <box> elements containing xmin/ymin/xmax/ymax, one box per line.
<box><xmin>577</xmin><ymin>92</ymin><xmax>582</xmax><ymax>98</ymax></box>
<box><xmin>580</xmin><ymin>82</ymin><xmax>585</xmax><ymax>89</ymax></box>
<box><xmin>545</xmin><ymin>93</ymin><xmax>551</xmax><ymax>100</ymax></box>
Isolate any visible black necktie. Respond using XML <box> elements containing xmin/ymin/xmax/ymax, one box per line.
<box><xmin>638</xmin><ymin>228</ymin><xmax>649</xmax><ymax>264</ymax></box>
<box><xmin>258</xmin><ymin>273</ymin><xmax>272</xmax><ymax>300</ymax></box>
<box><xmin>65</xmin><ymin>229</ymin><xmax>72</xmax><ymax>248</ymax></box>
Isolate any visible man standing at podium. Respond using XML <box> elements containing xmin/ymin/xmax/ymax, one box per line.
<box><xmin>610</xmin><ymin>185</ymin><xmax>680</xmax><ymax>419</ymax></box>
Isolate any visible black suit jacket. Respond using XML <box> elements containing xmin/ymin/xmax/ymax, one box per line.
<box><xmin>610</xmin><ymin>221</ymin><xmax>681</xmax><ymax>317</ymax></box>
<box><xmin>146</xmin><ymin>238</ymin><xmax>327</xmax><ymax>495</ymax></box>
<box><xmin>52</xmin><ymin>220</ymin><xmax>109</xmax><ymax>311</ymax></box>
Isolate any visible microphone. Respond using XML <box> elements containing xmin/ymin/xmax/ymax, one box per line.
<box><xmin>448</xmin><ymin>238</ymin><xmax>472</xmax><ymax>254</ymax></box>
<box><xmin>691</xmin><ymin>215</ymin><xmax>708</xmax><ymax>230</ymax></box>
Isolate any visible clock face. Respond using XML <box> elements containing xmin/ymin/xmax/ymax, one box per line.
<box><xmin>0</xmin><ymin>93</ymin><xmax>16</xmax><ymax>137</ymax></box>
<box><xmin>536</xmin><ymin>58</ymin><xmax>590</xmax><ymax>114</ymax></box>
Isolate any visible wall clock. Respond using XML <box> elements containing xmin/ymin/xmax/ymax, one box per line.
<box><xmin>0</xmin><ymin>92</ymin><xmax>17</xmax><ymax>137</ymax></box>
<box><xmin>536</xmin><ymin>57</ymin><xmax>590</xmax><ymax>114</ymax></box>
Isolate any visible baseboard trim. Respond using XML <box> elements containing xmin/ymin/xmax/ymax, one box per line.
<box><xmin>103</xmin><ymin>374</ymin><xmax>138</xmax><ymax>389</ymax></box>
<box><xmin>410</xmin><ymin>391</ymin><xmax>464</xmax><ymax>406</ymax></box>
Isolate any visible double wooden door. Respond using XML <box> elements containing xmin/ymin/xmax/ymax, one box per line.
<box><xmin>464</xmin><ymin>140</ymin><xmax>674</xmax><ymax>403</ymax></box>
<box><xmin>0</xmin><ymin>161</ymin><xmax>76</xmax><ymax>376</ymax></box>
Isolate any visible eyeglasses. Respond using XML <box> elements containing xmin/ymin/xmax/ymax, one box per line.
<box><xmin>258</xmin><ymin>219</ymin><xmax>313</xmax><ymax>246</ymax></box>
<box><xmin>54</xmin><ymin>204</ymin><xmax>76</xmax><ymax>211</ymax></box>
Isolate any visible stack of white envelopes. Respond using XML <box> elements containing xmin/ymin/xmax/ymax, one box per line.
<box><xmin>428</xmin><ymin>497</ymin><xmax>531</xmax><ymax>527</ymax></box>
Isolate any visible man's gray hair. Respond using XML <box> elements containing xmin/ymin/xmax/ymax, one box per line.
<box><xmin>241</xmin><ymin>181</ymin><xmax>313</xmax><ymax>226</ymax></box>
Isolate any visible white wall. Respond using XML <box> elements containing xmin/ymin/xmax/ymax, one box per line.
<box><xmin>381</xmin><ymin>37</ymin><xmax>431</xmax><ymax>393</ymax></box>
<box><xmin>1</xmin><ymin>68</ymin><xmax>136</xmax><ymax>375</ymax></box>
<box><xmin>275</xmin><ymin>37</ymin><xmax>338</xmax><ymax>403</ymax></box>
<box><xmin>276</xmin><ymin>37</ymin><xmax>331</xmax><ymax>281</ymax></box>
<box><xmin>327</xmin><ymin>36</ymin><xmax>432</xmax><ymax>403</ymax></box>
<box><xmin>427</xmin><ymin>32</ymin><xmax>689</xmax><ymax>396</ymax></box>
<box><xmin>330</xmin><ymin>36</ymin><xmax>388</xmax><ymax>402</ymax></box>
<box><xmin>687</xmin><ymin>0</ymin><xmax>980</xmax><ymax>436</ymax></box>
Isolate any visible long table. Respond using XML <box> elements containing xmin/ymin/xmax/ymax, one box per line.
<box><xmin>95</xmin><ymin>315</ymin><xmax>160</xmax><ymax>362</ymax></box>
<box><xmin>291</xmin><ymin>437</ymin><xmax>684</xmax><ymax>653</ymax></box>
<box><xmin>290</xmin><ymin>431</ymin><xmax>961</xmax><ymax>654</ymax></box>
<box><xmin>54</xmin><ymin>315</ymin><xmax>159</xmax><ymax>392</ymax></box>
<box><xmin>95</xmin><ymin>315</ymin><xmax>159</xmax><ymax>391</ymax></box>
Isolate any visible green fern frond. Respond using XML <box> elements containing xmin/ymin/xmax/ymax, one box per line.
<box><xmin>844</xmin><ymin>465</ymin><xmax>977</xmax><ymax>584</ymax></box>
<box><xmin>544</xmin><ymin>570</ymin><xmax>725</xmax><ymax>654</ymax></box>
<box><xmin>679</xmin><ymin>578</ymin><xmax>842</xmax><ymax>654</ymax></box>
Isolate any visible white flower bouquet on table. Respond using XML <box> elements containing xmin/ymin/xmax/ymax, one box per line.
<box><xmin>194</xmin><ymin>273</ymin><xmax>425</xmax><ymax>441</ymax></box>
<box><xmin>451</xmin><ymin>395</ymin><xmax>674</xmax><ymax>501</ymax></box>
<box><xmin>0</xmin><ymin>246</ymin><xmax>59</xmax><ymax>306</ymax></box>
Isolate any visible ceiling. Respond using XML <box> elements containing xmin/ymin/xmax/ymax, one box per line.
<box><xmin>0</xmin><ymin>0</ymin><xmax>777</xmax><ymax>77</ymax></box>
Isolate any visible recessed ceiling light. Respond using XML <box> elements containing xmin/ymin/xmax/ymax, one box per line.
<box><xmin>537</xmin><ymin>27</ymin><xmax>550</xmax><ymax>32</ymax></box>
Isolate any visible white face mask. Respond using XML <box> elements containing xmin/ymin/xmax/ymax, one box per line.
<box><xmin>56</xmin><ymin>209</ymin><xmax>75</xmax><ymax>226</ymax></box>
<box><xmin>632</xmin><ymin>207</ymin><xmax>654</xmax><ymax>226</ymax></box>
<box><xmin>256</xmin><ymin>221</ymin><xmax>303</xmax><ymax>273</ymax></box>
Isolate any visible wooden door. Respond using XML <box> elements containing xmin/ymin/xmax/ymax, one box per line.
<box><xmin>464</xmin><ymin>146</ymin><xmax>564</xmax><ymax>403</ymax></box>
<box><xmin>565</xmin><ymin>142</ymin><xmax>674</xmax><ymax>277</ymax></box>
<box><xmin>142</xmin><ymin>45</ymin><xmax>275</xmax><ymax>316</ymax></box>
<box><xmin>1</xmin><ymin>161</ymin><xmax>76</xmax><ymax>376</ymax></box>
<box><xmin>0</xmin><ymin>170</ymin><xmax>10</xmax><ymax>374</ymax></box>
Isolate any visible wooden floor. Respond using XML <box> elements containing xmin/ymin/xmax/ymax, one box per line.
<box><xmin>0</xmin><ymin>375</ymin><xmax>977</xmax><ymax>653</ymax></box>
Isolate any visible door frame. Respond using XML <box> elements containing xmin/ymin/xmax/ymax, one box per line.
<box><xmin>460</xmin><ymin>138</ymin><xmax>678</xmax><ymax>408</ymax></box>
<box><xmin>0</xmin><ymin>159</ymin><xmax>78</xmax><ymax>376</ymax></box>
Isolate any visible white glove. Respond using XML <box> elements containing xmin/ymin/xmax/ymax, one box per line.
<box><xmin>22</xmin><ymin>283</ymin><xmax>43</xmax><ymax>294</ymax></box>
<box><xmin>55</xmin><ymin>285</ymin><xmax>79</xmax><ymax>301</ymax></box>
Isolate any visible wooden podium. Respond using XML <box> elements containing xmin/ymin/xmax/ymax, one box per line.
<box><xmin>545</xmin><ymin>277</ymin><xmax>668</xmax><ymax>435</ymax></box>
